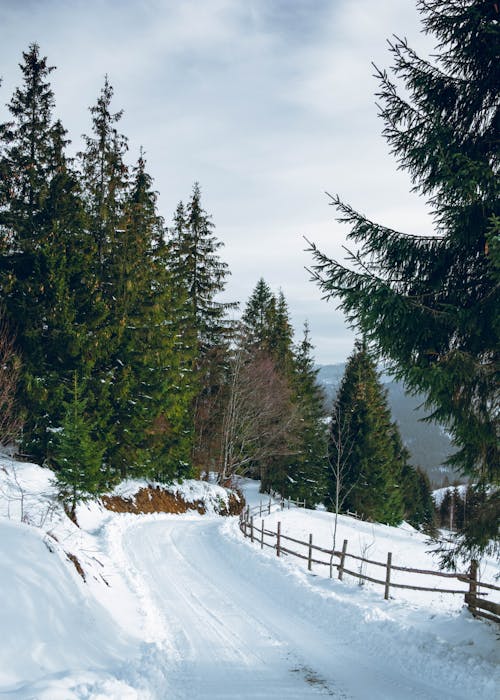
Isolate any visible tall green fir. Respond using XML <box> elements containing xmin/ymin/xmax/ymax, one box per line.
<box><xmin>309</xmin><ymin>1</ymin><xmax>499</xmax><ymax>562</ymax></box>
<box><xmin>112</xmin><ymin>153</ymin><xmax>193</xmax><ymax>480</ymax></box>
<box><xmin>286</xmin><ymin>323</ymin><xmax>328</xmax><ymax>507</ymax></box>
<box><xmin>77</xmin><ymin>78</ymin><xmax>131</xmax><ymax>478</ymax></box>
<box><xmin>0</xmin><ymin>45</ymin><xmax>93</xmax><ymax>458</ymax></box>
<box><xmin>52</xmin><ymin>374</ymin><xmax>105</xmax><ymax>518</ymax></box>
<box><xmin>168</xmin><ymin>184</ymin><xmax>236</xmax><ymax>473</ymax></box>
<box><xmin>327</xmin><ymin>342</ymin><xmax>404</xmax><ymax>526</ymax></box>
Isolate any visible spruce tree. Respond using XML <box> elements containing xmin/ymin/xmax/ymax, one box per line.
<box><xmin>169</xmin><ymin>183</ymin><xmax>236</xmax><ymax>354</ymax></box>
<box><xmin>77</xmin><ymin>78</ymin><xmax>130</xmax><ymax>477</ymax></box>
<box><xmin>52</xmin><ymin>374</ymin><xmax>104</xmax><ymax>518</ymax></box>
<box><xmin>168</xmin><ymin>184</ymin><xmax>236</xmax><ymax>472</ymax></box>
<box><xmin>0</xmin><ymin>46</ymin><xmax>92</xmax><ymax>457</ymax></box>
<box><xmin>286</xmin><ymin>323</ymin><xmax>328</xmax><ymax>506</ymax></box>
<box><xmin>309</xmin><ymin>1</ymin><xmax>499</xmax><ymax>560</ymax></box>
<box><xmin>241</xmin><ymin>277</ymin><xmax>276</xmax><ymax>352</ymax></box>
<box><xmin>327</xmin><ymin>342</ymin><xmax>404</xmax><ymax>525</ymax></box>
<box><xmin>111</xmin><ymin>153</ymin><xmax>193</xmax><ymax>480</ymax></box>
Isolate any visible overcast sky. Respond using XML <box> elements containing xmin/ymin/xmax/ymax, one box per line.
<box><xmin>0</xmin><ymin>0</ymin><xmax>437</xmax><ymax>364</ymax></box>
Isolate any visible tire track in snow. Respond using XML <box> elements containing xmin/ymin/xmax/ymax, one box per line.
<box><xmin>122</xmin><ymin>518</ymin><xmax>486</xmax><ymax>700</ymax></box>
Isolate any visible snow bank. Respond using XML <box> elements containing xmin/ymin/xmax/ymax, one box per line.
<box><xmin>0</xmin><ymin>516</ymin><xmax>165</xmax><ymax>699</ymax></box>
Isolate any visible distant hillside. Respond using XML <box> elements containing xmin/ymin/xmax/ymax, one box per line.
<box><xmin>316</xmin><ymin>364</ymin><xmax>461</xmax><ymax>488</ymax></box>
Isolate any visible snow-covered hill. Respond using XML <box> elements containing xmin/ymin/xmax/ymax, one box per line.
<box><xmin>0</xmin><ymin>460</ymin><xmax>498</xmax><ymax>699</ymax></box>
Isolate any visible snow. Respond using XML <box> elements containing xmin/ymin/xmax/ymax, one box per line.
<box><xmin>433</xmin><ymin>484</ymin><xmax>468</xmax><ymax>507</ymax></box>
<box><xmin>243</xmin><ymin>481</ymin><xmax>498</xmax><ymax>611</ymax></box>
<box><xmin>0</xmin><ymin>460</ymin><xmax>498</xmax><ymax>699</ymax></box>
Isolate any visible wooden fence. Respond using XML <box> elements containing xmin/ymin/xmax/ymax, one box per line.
<box><xmin>239</xmin><ymin>506</ymin><xmax>500</xmax><ymax>623</ymax></box>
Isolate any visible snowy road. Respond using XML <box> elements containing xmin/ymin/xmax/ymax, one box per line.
<box><xmin>123</xmin><ymin>518</ymin><xmax>484</xmax><ymax>700</ymax></box>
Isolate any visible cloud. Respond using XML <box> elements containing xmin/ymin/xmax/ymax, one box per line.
<box><xmin>0</xmin><ymin>0</ymin><xmax>436</xmax><ymax>363</ymax></box>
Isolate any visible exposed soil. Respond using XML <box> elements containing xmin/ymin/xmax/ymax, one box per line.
<box><xmin>101</xmin><ymin>485</ymin><xmax>244</xmax><ymax>517</ymax></box>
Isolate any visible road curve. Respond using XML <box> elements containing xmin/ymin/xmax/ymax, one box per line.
<box><xmin>123</xmin><ymin>518</ymin><xmax>477</xmax><ymax>700</ymax></box>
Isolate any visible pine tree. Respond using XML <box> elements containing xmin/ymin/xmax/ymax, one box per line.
<box><xmin>401</xmin><ymin>457</ymin><xmax>436</xmax><ymax>532</ymax></box>
<box><xmin>286</xmin><ymin>323</ymin><xmax>328</xmax><ymax>506</ymax></box>
<box><xmin>308</xmin><ymin>1</ymin><xmax>499</xmax><ymax>559</ymax></box>
<box><xmin>327</xmin><ymin>341</ymin><xmax>404</xmax><ymax>525</ymax></box>
<box><xmin>240</xmin><ymin>283</ymin><xmax>326</xmax><ymax>500</ymax></box>
<box><xmin>77</xmin><ymin>78</ymin><xmax>130</xmax><ymax>477</ymax></box>
<box><xmin>169</xmin><ymin>183</ymin><xmax>235</xmax><ymax>354</ymax></box>
<box><xmin>52</xmin><ymin>374</ymin><xmax>104</xmax><ymax>518</ymax></box>
<box><xmin>110</xmin><ymin>153</ymin><xmax>193</xmax><ymax>480</ymax></box>
<box><xmin>168</xmin><ymin>184</ymin><xmax>236</xmax><ymax>472</ymax></box>
<box><xmin>269</xmin><ymin>291</ymin><xmax>295</xmax><ymax>374</ymax></box>
<box><xmin>241</xmin><ymin>277</ymin><xmax>276</xmax><ymax>351</ymax></box>
<box><xmin>0</xmin><ymin>46</ymin><xmax>93</xmax><ymax>457</ymax></box>
<box><xmin>242</xmin><ymin>281</ymin><xmax>294</xmax><ymax>372</ymax></box>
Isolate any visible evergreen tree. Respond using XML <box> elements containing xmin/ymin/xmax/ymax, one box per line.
<box><xmin>327</xmin><ymin>341</ymin><xmax>404</xmax><ymax>526</ymax></box>
<box><xmin>285</xmin><ymin>323</ymin><xmax>328</xmax><ymax>506</ymax></box>
<box><xmin>0</xmin><ymin>46</ymin><xmax>93</xmax><ymax>457</ymax></box>
<box><xmin>52</xmin><ymin>375</ymin><xmax>104</xmax><ymax>518</ymax></box>
<box><xmin>241</xmin><ymin>277</ymin><xmax>276</xmax><ymax>352</ymax></box>
<box><xmin>240</xmin><ymin>283</ymin><xmax>326</xmax><ymax>501</ymax></box>
<box><xmin>168</xmin><ymin>184</ymin><xmax>236</xmax><ymax>472</ymax></box>
<box><xmin>308</xmin><ymin>1</ymin><xmax>499</xmax><ymax>560</ymax></box>
<box><xmin>269</xmin><ymin>290</ymin><xmax>295</xmax><ymax>374</ymax></box>
<box><xmin>77</xmin><ymin>78</ymin><xmax>130</xmax><ymax>477</ymax></box>
<box><xmin>169</xmin><ymin>183</ymin><xmax>235</xmax><ymax>354</ymax></box>
<box><xmin>401</xmin><ymin>458</ymin><xmax>436</xmax><ymax>532</ymax></box>
<box><xmin>110</xmin><ymin>153</ymin><xmax>193</xmax><ymax>480</ymax></box>
<box><xmin>242</xmin><ymin>281</ymin><xmax>294</xmax><ymax>371</ymax></box>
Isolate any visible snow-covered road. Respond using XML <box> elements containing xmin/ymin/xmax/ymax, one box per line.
<box><xmin>124</xmin><ymin>518</ymin><xmax>487</xmax><ymax>700</ymax></box>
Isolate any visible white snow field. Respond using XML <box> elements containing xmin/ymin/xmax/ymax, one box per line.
<box><xmin>0</xmin><ymin>460</ymin><xmax>498</xmax><ymax>699</ymax></box>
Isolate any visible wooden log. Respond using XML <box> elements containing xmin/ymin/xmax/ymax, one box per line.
<box><xmin>338</xmin><ymin>539</ymin><xmax>348</xmax><ymax>581</ymax></box>
<box><xmin>471</xmin><ymin>609</ymin><xmax>500</xmax><ymax>624</ymax></box>
<box><xmin>465</xmin><ymin>594</ymin><xmax>500</xmax><ymax>617</ymax></box>
<box><xmin>385</xmin><ymin>552</ymin><xmax>392</xmax><ymax>600</ymax></box>
<box><xmin>457</xmin><ymin>576</ymin><xmax>500</xmax><ymax>591</ymax></box>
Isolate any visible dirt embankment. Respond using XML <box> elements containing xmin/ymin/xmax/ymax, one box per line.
<box><xmin>101</xmin><ymin>486</ymin><xmax>244</xmax><ymax>516</ymax></box>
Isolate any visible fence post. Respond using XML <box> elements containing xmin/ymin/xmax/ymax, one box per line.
<box><xmin>384</xmin><ymin>552</ymin><xmax>392</xmax><ymax>600</ymax></box>
<box><xmin>251</xmin><ymin>516</ymin><xmax>254</xmax><ymax>543</ymax></box>
<box><xmin>467</xmin><ymin>559</ymin><xmax>478</xmax><ymax>614</ymax></box>
<box><xmin>308</xmin><ymin>533</ymin><xmax>313</xmax><ymax>571</ymax></box>
<box><xmin>338</xmin><ymin>539</ymin><xmax>348</xmax><ymax>580</ymax></box>
<box><xmin>261</xmin><ymin>519</ymin><xmax>264</xmax><ymax>550</ymax></box>
<box><xmin>288</xmin><ymin>497</ymin><xmax>290</xmax><ymax>510</ymax></box>
<box><xmin>277</xmin><ymin>521</ymin><xmax>281</xmax><ymax>557</ymax></box>
<box><xmin>259</xmin><ymin>500</ymin><xmax>262</xmax><ymax>517</ymax></box>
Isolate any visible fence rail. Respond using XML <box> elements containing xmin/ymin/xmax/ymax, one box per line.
<box><xmin>239</xmin><ymin>505</ymin><xmax>500</xmax><ymax>622</ymax></box>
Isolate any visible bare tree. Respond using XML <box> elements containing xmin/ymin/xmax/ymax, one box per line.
<box><xmin>218</xmin><ymin>349</ymin><xmax>300</xmax><ymax>484</ymax></box>
<box><xmin>0</xmin><ymin>313</ymin><xmax>22</xmax><ymax>448</ymax></box>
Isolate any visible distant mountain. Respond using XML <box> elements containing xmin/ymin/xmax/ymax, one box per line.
<box><xmin>316</xmin><ymin>364</ymin><xmax>462</xmax><ymax>488</ymax></box>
